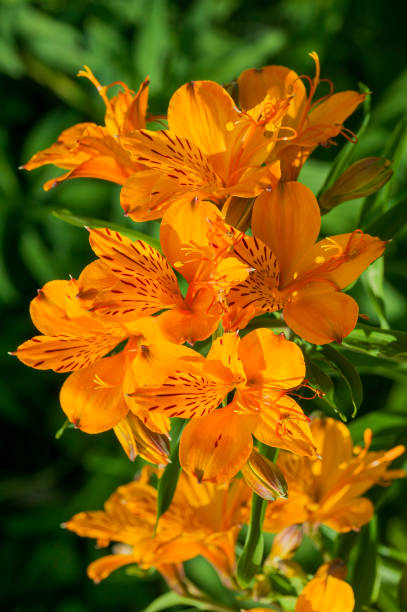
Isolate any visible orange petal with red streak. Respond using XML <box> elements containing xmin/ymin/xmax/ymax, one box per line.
<box><xmin>129</xmin><ymin>364</ymin><xmax>228</xmax><ymax>419</ymax></box>
<box><xmin>23</xmin><ymin>123</ymin><xmax>94</xmax><ymax>171</ymax></box>
<box><xmin>15</xmin><ymin>330</ymin><xmax>123</xmax><ymax>373</ymax></box>
<box><xmin>252</xmin><ymin>181</ymin><xmax>321</xmax><ymax>286</ymax></box>
<box><xmin>88</xmin><ymin>227</ymin><xmax>182</xmax><ymax>314</ymax></box>
<box><xmin>179</xmin><ymin>404</ymin><xmax>253</xmax><ymax>483</ymax></box>
<box><xmin>249</xmin><ymin>394</ymin><xmax>316</xmax><ymax>457</ymax></box>
<box><xmin>120</xmin><ymin>170</ymin><xmax>182</xmax><ymax>221</ymax></box>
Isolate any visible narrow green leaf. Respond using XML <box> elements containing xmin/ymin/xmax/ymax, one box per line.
<box><xmin>362</xmin><ymin>257</ymin><xmax>389</xmax><ymax>328</ymax></box>
<box><xmin>237</xmin><ymin>445</ymin><xmax>278</xmax><ymax>588</ymax></box>
<box><xmin>238</xmin><ymin>599</ymin><xmax>282</xmax><ymax>610</ymax></box>
<box><xmin>134</xmin><ymin>0</ymin><xmax>169</xmax><ymax>92</ymax></box>
<box><xmin>155</xmin><ymin>418</ymin><xmax>185</xmax><ymax>531</ymax></box>
<box><xmin>359</xmin><ymin>114</ymin><xmax>407</xmax><ymax>226</ymax></box>
<box><xmin>341</xmin><ymin>323</ymin><xmax>407</xmax><ymax>363</ymax></box>
<box><xmin>348</xmin><ymin>411</ymin><xmax>407</xmax><ymax>446</ymax></box>
<box><xmin>379</xmin><ymin>545</ymin><xmax>407</xmax><ymax>564</ymax></box>
<box><xmin>141</xmin><ymin>591</ymin><xmax>228</xmax><ymax>612</ymax></box>
<box><xmin>338</xmin><ymin>351</ymin><xmax>407</xmax><ymax>382</ymax></box>
<box><xmin>305</xmin><ymin>354</ymin><xmax>334</xmax><ymax>396</ymax></box>
<box><xmin>375</xmin><ymin>114</ymin><xmax>407</xmax><ymax>206</ymax></box>
<box><xmin>320</xmin><ymin>345</ymin><xmax>363</xmax><ymax>419</ymax></box>
<box><xmin>52</xmin><ymin>209</ymin><xmax>161</xmax><ymax>251</ymax></box>
<box><xmin>364</xmin><ymin>195</ymin><xmax>407</xmax><ymax>240</ymax></box>
<box><xmin>317</xmin><ymin>82</ymin><xmax>371</xmax><ymax>201</ymax></box>
<box><xmin>335</xmin><ymin>530</ymin><xmax>360</xmax><ymax>565</ymax></box>
<box><xmin>350</xmin><ymin>517</ymin><xmax>379</xmax><ymax>612</ymax></box>
<box><xmin>19</xmin><ymin>228</ymin><xmax>62</xmax><ymax>284</ymax></box>
<box><xmin>142</xmin><ymin>589</ymin><xmax>240</xmax><ymax>612</ymax></box>
<box><xmin>304</xmin><ymin>354</ymin><xmax>338</xmax><ymax>417</ymax></box>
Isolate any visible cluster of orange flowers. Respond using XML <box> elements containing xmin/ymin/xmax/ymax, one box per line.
<box><xmin>16</xmin><ymin>54</ymin><xmax>404</xmax><ymax>611</ymax></box>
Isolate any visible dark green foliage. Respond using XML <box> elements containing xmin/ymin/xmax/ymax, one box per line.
<box><xmin>2</xmin><ymin>1</ymin><xmax>407</xmax><ymax>610</ymax></box>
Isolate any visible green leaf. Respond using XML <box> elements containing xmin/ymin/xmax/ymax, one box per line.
<box><xmin>348</xmin><ymin>411</ymin><xmax>407</xmax><ymax>446</ymax></box>
<box><xmin>237</xmin><ymin>445</ymin><xmax>277</xmax><ymax>588</ymax></box>
<box><xmin>304</xmin><ymin>354</ymin><xmax>338</xmax><ymax>417</ymax></box>
<box><xmin>341</xmin><ymin>323</ymin><xmax>407</xmax><ymax>363</ymax></box>
<box><xmin>362</xmin><ymin>257</ymin><xmax>389</xmax><ymax>328</ymax></box>
<box><xmin>19</xmin><ymin>228</ymin><xmax>62</xmax><ymax>284</ymax></box>
<box><xmin>318</xmin><ymin>345</ymin><xmax>363</xmax><ymax>420</ymax></box>
<box><xmin>339</xmin><ymin>351</ymin><xmax>407</xmax><ymax>382</ymax></box>
<box><xmin>317</xmin><ymin>82</ymin><xmax>371</xmax><ymax>201</ymax></box>
<box><xmin>364</xmin><ymin>195</ymin><xmax>407</xmax><ymax>240</ymax></box>
<box><xmin>305</xmin><ymin>354</ymin><xmax>335</xmax><ymax>397</ymax></box>
<box><xmin>52</xmin><ymin>209</ymin><xmax>161</xmax><ymax>251</ymax></box>
<box><xmin>134</xmin><ymin>0</ymin><xmax>169</xmax><ymax>92</ymax></box>
<box><xmin>359</xmin><ymin>114</ymin><xmax>407</xmax><ymax>226</ymax></box>
<box><xmin>238</xmin><ymin>599</ymin><xmax>282</xmax><ymax>611</ymax></box>
<box><xmin>155</xmin><ymin>418</ymin><xmax>185</xmax><ymax>531</ymax></box>
<box><xmin>379</xmin><ymin>545</ymin><xmax>407</xmax><ymax>564</ymax></box>
<box><xmin>350</xmin><ymin>517</ymin><xmax>379</xmax><ymax>612</ymax></box>
<box><xmin>141</xmin><ymin>587</ymin><xmax>242</xmax><ymax>612</ymax></box>
<box><xmin>141</xmin><ymin>591</ymin><xmax>228</xmax><ymax>612</ymax></box>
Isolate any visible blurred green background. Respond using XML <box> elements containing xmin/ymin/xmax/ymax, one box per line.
<box><xmin>2</xmin><ymin>0</ymin><xmax>407</xmax><ymax>610</ymax></box>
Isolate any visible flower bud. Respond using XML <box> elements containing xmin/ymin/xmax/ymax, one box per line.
<box><xmin>271</xmin><ymin>525</ymin><xmax>303</xmax><ymax>560</ymax></box>
<box><xmin>241</xmin><ymin>448</ymin><xmax>288</xmax><ymax>500</ymax></box>
<box><xmin>114</xmin><ymin>413</ymin><xmax>170</xmax><ymax>465</ymax></box>
<box><xmin>319</xmin><ymin>157</ymin><xmax>393</xmax><ymax>213</ymax></box>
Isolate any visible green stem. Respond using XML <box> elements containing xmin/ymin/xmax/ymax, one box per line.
<box><xmin>237</xmin><ymin>445</ymin><xmax>278</xmax><ymax>588</ymax></box>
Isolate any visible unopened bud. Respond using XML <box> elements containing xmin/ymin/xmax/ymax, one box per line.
<box><xmin>319</xmin><ymin>157</ymin><xmax>393</xmax><ymax>213</ymax></box>
<box><xmin>241</xmin><ymin>448</ymin><xmax>288</xmax><ymax>501</ymax></box>
<box><xmin>114</xmin><ymin>414</ymin><xmax>170</xmax><ymax>465</ymax></box>
<box><xmin>271</xmin><ymin>525</ymin><xmax>303</xmax><ymax>560</ymax></box>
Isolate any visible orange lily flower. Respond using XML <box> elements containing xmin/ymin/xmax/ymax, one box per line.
<box><xmin>64</xmin><ymin>467</ymin><xmax>251</xmax><ymax>585</ymax></box>
<box><xmin>225</xmin><ymin>181</ymin><xmax>386</xmax><ymax>344</ymax></box>
<box><xmin>13</xmin><ymin>277</ymin><xmax>202</xmax><ymax>458</ymax></box>
<box><xmin>264</xmin><ymin>417</ymin><xmax>405</xmax><ymax>534</ymax></box>
<box><xmin>295</xmin><ymin>561</ymin><xmax>355</xmax><ymax>612</ymax></box>
<box><xmin>22</xmin><ymin>66</ymin><xmax>149</xmax><ymax>190</ymax></box>
<box><xmin>81</xmin><ymin>207</ymin><xmax>250</xmax><ymax>344</ymax></box>
<box><xmin>57</xmin><ymin>315</ymin><xmax>201</xmax><ymax>437</ymax></box>
<box><xmin>118</xmin><ymin>79</ymin><xmax>283</xmax><ymax>221</ymax></box>
<box><xmin>237</xmin><ymin>52</ymin><xmax>366</xmax><ymax>179</ymax></box>
<box><xmin>130</xmin><ymin>329</ymin><xmax>317</xmax><ymax>483</ymax></box>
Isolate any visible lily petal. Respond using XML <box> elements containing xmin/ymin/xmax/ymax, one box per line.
<box><xmin>294</xmin><ymin>231</ymin><xmax>387</xmax><ymax>290</ymax></box>
<box><xmin>60</xmin><ymin>352</ymin><xmax>128</xmax><ymax>433</ymax></box>
<box><xmin>252</xmin><ymin>181</ymin><xmax>321</xmax><ymax>285</ymax></box>
<box><xmin>168</xmin><ymin>80</ymin><xmax>237</xmax><ymax>156</ymax></box>
<box><xmin>179</xmin><ymin>404</ymin><xmax>253</xmax><ymax>483</ymax></box>
<box><xmin>283</xmin><ymin>282</ymin><xmax>359</xmax><ymax>344</ymax></box>
<box><xmin>239</xmin><ymin>328</ymin><xmax>305</xmax><ymax>389</ymax></box>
